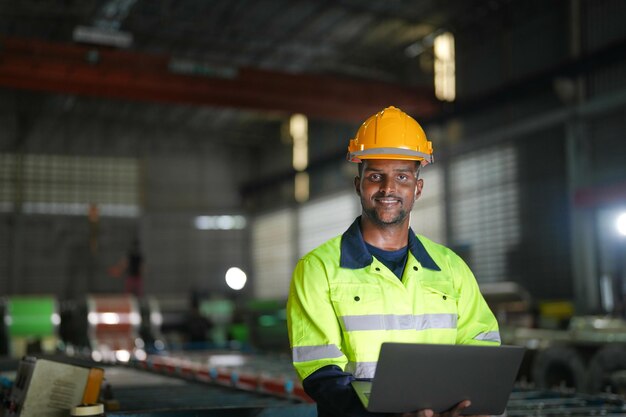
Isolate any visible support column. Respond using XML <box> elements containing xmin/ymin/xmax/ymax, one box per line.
<box><xmin>566</xmin><ymin>0</ymin><xmax>599</xmax><ymax>314</ymax></box>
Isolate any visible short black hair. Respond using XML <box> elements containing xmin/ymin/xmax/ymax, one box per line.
<box><xmin>357</xmin><ymin>160</ymin><xmax>421</xmax><ymax>178</ymax></box>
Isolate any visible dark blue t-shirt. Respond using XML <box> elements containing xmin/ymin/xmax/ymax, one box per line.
<box><xmin>365</xmin><ymin>243</ymin><xmax>408</xmax><ymax>280</ymax></box>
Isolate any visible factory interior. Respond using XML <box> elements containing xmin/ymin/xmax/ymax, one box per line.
<box><xmin>1</xmin><ymin>0</ymin><xmax>626</xmax><ymax>416</ymax></box>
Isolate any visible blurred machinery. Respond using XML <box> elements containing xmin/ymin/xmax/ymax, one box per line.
<box><xmin>199</xmin><ymin>296</ymin><xmax>236</xmax><ymax>347</ymax></box>
<box><xmin>3</xmin><ymin>356</ymin><xmax>103</xmax><ymax>417</ymax></box>
<box><xmin>240</xmin><ymin>300</ymin><xmax>288</xmax><ymax>353</ymax></box>
<box><xmin>0</xmin><ymin>302</ymin><xmax>6</xmax><ymax>356</ymax></box>
<box><xmin>480</xmin><ymin>282</ymin><xmax>534</xmax><ymax>329</ymax></box>
<box><xmin>1</xmin><ymin>352</ymin><xmax>625</xmax><ymax>417</ymax></box>
<box><xmin>504</xmin><ymin>389</ymin><xmax>626</xmax><ymax>417</ymax></box>
<box><xmin>57</xmin><ymin>294</ymin><xmax>166</xmax><ymax>361</ymax></box>
<box><xmin>482</xmin><ymin>281</ymin><xmax>626</xmax><ymax>396</ymax></box>
<box><xmin>0</xmin><ymin>289</ymin><xmax>626</xmax><ymax>416</ymax></box>
<box><xmin>86</xmin><ymin>294</ymin><xmax>143</xmax><ymax>362</ymax></box>
<box><xmin>2</xmin><ymin>287</ymin><xmax>622</xmax><ymax>400</ymax></box>
<box><xmin>137</xmin><ymin>296</ymin><xmax>166</xmax><ymax>354</ymax></box>
<box><xmin>0</xmin><ymin>296</ymin><xmax>59</xmax><ymax>358</ymax></box>
<box><xmin>152</xmin><ymin>294</ymin><xmax>288</xmax><ymax>353</ymax></box>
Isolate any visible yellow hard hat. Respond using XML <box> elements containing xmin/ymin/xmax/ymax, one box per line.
<box><xmin>347</xmin><ymin>106</ymin><xmax>434</xmax><ymax>165</ymax></box>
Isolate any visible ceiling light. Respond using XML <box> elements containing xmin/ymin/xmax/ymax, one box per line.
<box><xmin>73</xmin><ymin>25</ymin><xmax>133</xmax><ymax>48</ymax></box>
<box><xmin>434</xmin><ymin>31</ymin><xmax>456</xmax><ymax>102</ymax></box>
<box><xmin>291</xmin><ymin>114</ymin><xmax>308</xmax><ymax>172</ymax></box>
<box><xmin>194</xmin><ymin>215</ymin><xmax>246</xmax><ymax>230</ymax></box>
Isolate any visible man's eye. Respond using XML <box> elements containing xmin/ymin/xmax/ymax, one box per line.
<box><xmin>369</xmin><ymin>174</ymin><xmax>382</xmax><ymax>181</ymax></box>
<box><xmin>398</xmin><ymin>174</ymin><xmax>408</xmax><ymax>181</ymax></box>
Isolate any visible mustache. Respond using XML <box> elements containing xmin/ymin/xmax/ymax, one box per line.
<box><xmin>373</xmin><ymin>193</ymin><xmax>402</xmax><ymax>200</ymax></box>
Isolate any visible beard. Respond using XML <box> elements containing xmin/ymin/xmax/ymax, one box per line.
<box><xmin>361</xmin><ymin>202</ymin><xmax>410</xmax><ymax>227</ymax></box>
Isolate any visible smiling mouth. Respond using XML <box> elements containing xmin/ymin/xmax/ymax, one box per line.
<box><xmin>375</xmin><ymin>197</ymin><xmax>401</xmax><ymax>204</ymax></box>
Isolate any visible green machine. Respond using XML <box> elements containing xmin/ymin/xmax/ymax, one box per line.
<box><xmin>4</xmin><ymin>296</ymin><xmax>59</xmax><ymax>357</ymax></box>
<box><xmin>245</xmin><ymin>299</ymin><xmax>288</xmax><ymax>353</ymax></box>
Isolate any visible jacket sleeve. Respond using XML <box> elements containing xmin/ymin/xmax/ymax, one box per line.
<box><xmin>450</xmin><ymin>253</ymin><xmax>501</xmax><ymax>345</ymax></box>
<box><xmin>303</xmin><ymin>365</ymin><xmax>395</xmax><ymax>417</ymax></box>
<box><xmin>287</xmin><ymin>255</ymin><xmax>348</xmax><ymax>380</ymax></box>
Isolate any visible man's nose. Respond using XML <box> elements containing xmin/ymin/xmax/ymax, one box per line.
<box><xmin>379</xmin><ymin>177</ymin><xmax>395</xmax><ymax>193</ymax></box>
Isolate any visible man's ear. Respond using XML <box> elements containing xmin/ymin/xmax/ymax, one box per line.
<box><xmin>415</xmin><ymin>178</ymin><xmax>424</xmax><ymax>199</ymax></box>
<box><xmin>354</xmin><ymin>176</ymin><xmax>361</xmax><ymax>196</ymax></box>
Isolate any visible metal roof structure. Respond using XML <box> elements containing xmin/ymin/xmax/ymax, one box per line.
<box><xmin>0</xmin><ymin>0</ymin><xmax>521</xmax><ymax>150</ymax></box>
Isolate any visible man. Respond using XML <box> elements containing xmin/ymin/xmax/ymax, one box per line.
<box><xmin>286</xmin><ymin>106</ymin><xmax>500</xmax><ymax>417</ymax></box>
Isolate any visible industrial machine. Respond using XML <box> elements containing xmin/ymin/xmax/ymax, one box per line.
<box><xmin>482</xmin><ymin>281</ymin><xmax>626</xmax><ymax>395</ymax></box>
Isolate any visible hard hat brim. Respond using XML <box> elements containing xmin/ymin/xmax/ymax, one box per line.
<box><xmin>347</xmin><ymin>147</ymin><xmax>434</xmax><ymax>165</ymax></box>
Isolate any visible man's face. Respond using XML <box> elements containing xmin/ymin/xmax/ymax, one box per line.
<box><xmin>355</xmin><ymin>159</ymin><xmax>423</xmax><ymax>227</ymax></box>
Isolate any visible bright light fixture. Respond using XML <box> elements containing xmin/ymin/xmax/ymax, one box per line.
<box><xmin>73</xmin><ymin>26</ymin><xmax>133</xmax><ymax>48</ymax></box>
<box><xmin>194</xmin><ymin>215</ymin><xmax>246</xmax><ymax>230</ymax></box>
<box><xmin>291</xmin><ymin>114</ymin><xmax>308</xmax><ymax>172</ymax></box>
<box><xmin>225</xmin><ymin>267</ymin><xmax>247</xmax><ymax>290</ymax></box>
<box><xmin>290</xmin><ymin>113</ymin><xmax>309</xmax><ymax>203</ymax></box>
<box><xmin>617</xmin><ymin>212</ymin><xmax>626</xmax><ymax>236</ymax></box>
<box><xmin>295</xmin><ymin>171</ymin><xmax>310</xmax><ymax>203</ymax></box>
<box><xmin>434</xmin><ymin>31</ymin><xmax>455</xmax><ymax>102</ymax></box>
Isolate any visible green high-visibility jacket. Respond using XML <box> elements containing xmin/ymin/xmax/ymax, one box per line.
<box><xmin>287</xmin><ymin>218</ymin><xmax>500</xmax><ymax>381</ymax></box>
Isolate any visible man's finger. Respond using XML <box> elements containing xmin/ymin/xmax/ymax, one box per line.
<box><xmin>401</xmin><ymin>408</ymin><xmax>434</xmax><ymax>417</ymax></box>
<box><xmin>448</xmin><ymin>400</ymin><xmax>471</xmax><ymax>417</ymax></box>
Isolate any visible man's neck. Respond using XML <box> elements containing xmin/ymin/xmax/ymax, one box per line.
<box><xmin>360</xmin><ymin>216</ymin><xmax>410</xmax><ymax>251</ymax></box>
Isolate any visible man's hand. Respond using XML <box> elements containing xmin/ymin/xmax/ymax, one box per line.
<box><xmin>399</xmin><ymin>400</ymin><xmax>488</xmax><ymax>417</ymax></box>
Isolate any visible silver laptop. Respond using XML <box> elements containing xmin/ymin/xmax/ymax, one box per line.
<box><xmin>351</xmin><ymin>343</ymin><xmax>525</xmax><ymax>415</ymax></box>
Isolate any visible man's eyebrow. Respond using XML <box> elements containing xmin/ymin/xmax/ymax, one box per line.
<box><xmin>363</xmin><ymin>167</ymin><xmax>382</xmax><ymax>172</ymax></box>
<box><xmin>391</xmin><ymin>168</ymin><xmax>416</xmax><ymax>173</ymax></box>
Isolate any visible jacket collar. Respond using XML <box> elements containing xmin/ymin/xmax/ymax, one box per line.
<box><xmin>340</xmin><ymin>217</ymin><xmax>441</xmax><ymax>271</ymax></box>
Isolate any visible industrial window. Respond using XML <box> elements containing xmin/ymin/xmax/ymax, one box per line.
<box><xmin>0</xmin><ymin>153</ymin><xmax>16</xmax><ymax>212</ymax></box>
<box><xmin>251</xmin><ymin>209</ymin><xmax>295</xmax><ymax>299</ymax></box>
<box><xmin>0</xmin><ymin>153</ymin><xmax>140</xmax><ymax>217</ymax></box>
<box><xmin>410</xmin><ymin>164</ymin><xmax>445</xmax><ymax>245</ymax></box>
<box><xmin>297</xmin><ymin>192</ymin><xmax>358</xmax><ymax>258</ymax></box>
<box><xmin>449</xmin><ymin>145</ymin><xmax>519</xmax><ymax>283</ymax></box>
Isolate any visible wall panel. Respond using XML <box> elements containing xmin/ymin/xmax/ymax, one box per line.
<box><xmin>252</xmin><ymin>209</ymin><xmax>294</xmax><ymax>299</ymax></box>
<box><xmin>410</xmin><ymin>164</ymin><xmax>445</xmax><ymax>245</ymax></box>
<box><xmin>449</xmin><ymin>145</ymin><xmax>519</xmax><ymax>284</ymax></box>
<box><xmin>298</xmin><ymin>192</ymin><xmax>358</xmax><ymax>257</ymax></box>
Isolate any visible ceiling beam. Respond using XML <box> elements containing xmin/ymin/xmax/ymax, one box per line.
<box><xmin>0</xmin><ymin>37</ymin><xmax>440</xmax><ymax>123</ymax></box>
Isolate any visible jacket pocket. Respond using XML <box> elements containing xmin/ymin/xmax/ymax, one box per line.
<box><xmin>330</xmin><ymin>283</ymin><xmax>383</xmax><ymax>320</ymax></box>
<box><xmin>421</xmin><ymin>281</ymin><xmax>459</xmax><ymax>313</ymax></box>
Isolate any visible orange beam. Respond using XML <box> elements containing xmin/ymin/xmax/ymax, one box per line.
<box><xmin>0</xmin><ymin>37</ymin><xmax>440</xmax><ymax>122</ymax></box>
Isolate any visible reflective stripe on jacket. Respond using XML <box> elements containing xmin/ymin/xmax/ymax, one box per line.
<box><xmin>287</xmin><ymin>217</ymin><xmax>501</xmax><ymax>381</ymax></box>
